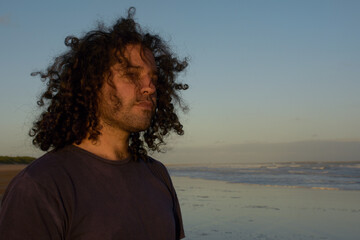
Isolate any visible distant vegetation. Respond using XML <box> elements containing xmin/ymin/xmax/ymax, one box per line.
<box><xmin>0</xmin><ymin>156</ymin><xmax>35</xmax><ymax>164</ymax></box>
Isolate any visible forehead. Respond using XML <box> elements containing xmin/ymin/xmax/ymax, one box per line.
<box><xmin>123</xmin><ymin>44</ymin><xmax>156</xmax><ymax>70</ymax></box>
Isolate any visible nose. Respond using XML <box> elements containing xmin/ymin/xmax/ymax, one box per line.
<box><xmin>140</xmin><ymin>77</ymin><xmax>156</xmax><ymax>96</ymax></box>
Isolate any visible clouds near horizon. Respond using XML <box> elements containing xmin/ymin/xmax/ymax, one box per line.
<box><xmin>156</xmin><ymin>140</ymin><xmax>360</xmax><ymax>164</ymax></box>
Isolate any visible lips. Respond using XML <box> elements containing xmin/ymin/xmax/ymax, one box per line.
<box><xmin>135</xmin><ymin>101</ymin><xmax>154</xmax><ymax>110</ymax></box>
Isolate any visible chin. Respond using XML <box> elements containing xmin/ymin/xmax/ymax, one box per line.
<box><xmin>127</xmin><ymin>120</ymin><xmax>152</xmax><ymax>133</ymax></box>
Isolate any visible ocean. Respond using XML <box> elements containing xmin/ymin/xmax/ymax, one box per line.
<box><xmin>168</xmin><ymin>161</ymin><xmax>360</xmax><ymax>191</ymax></box>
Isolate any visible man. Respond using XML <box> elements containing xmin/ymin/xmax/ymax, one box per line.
<box><xmin>0</xmin><ymin>8</ymin><xmax>188</xmax><ymax>240</ymax></box>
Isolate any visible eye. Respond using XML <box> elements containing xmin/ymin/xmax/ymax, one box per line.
<box><xmin>125</xmin><ymin>71</ymin><xmax>140</xmax><ymax>81</ymax></box>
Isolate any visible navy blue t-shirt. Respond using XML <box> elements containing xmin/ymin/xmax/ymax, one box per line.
<box><xmin>0</xmin><ymin>145</ymin><xmax>184</xmax><ymax>239</ymax></box>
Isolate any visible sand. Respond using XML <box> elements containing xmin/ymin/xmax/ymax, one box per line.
<box><xmin>172</xmin><ymin>176</ymin><xmax>360</xmax><ymax>240</ymax></box>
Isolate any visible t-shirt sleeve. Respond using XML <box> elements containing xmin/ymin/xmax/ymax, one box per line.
<box><xmin>0</xmin><ymin>172</ymin><xmax>66</xmax><ymax>240</ymax></box>
<box><xmin>173</xmin><ymin>183</ymin><xmax>185</xmax><ymax>239</ymax></box>
<box><xmin>147</xmin><ymin>159</ymin><xmax>185</xmax><ymax>239</ymax></box>
<box><xmin>165</xmin><ymin>169</ymin><xmax>185</xmax><ymax>239</ymax></box>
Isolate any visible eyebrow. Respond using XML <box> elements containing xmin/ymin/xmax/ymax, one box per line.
<box><xmin>128</xmin><ymin>65</ymin><xmax>158</xmax><ymax>75</ymax></box>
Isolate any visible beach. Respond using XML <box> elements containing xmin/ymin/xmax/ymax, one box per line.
<box><xmin>173</xmin><ymin>176</ymin><xmax>360</xmax><ymax>240</ymax></box>
<box><xmin>1</xmin><ymin>164</ymin><xmax>359</xmax><ymax>239</ymax></box>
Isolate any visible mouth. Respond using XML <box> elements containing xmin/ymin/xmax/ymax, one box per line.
<box><xmin>135</xmin><ymin>101</ymin><xmax>155</xmax><ymax>110</ymax></box>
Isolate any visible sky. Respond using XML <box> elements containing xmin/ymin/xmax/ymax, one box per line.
<box><xmin>0</xmin><ymin>0</ymin><xmax>359</xmax><ymax>164</ymax></box>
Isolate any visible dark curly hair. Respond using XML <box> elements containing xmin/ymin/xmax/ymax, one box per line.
<box><xmin>29</xmin><ymin>8</ymin><xmax>188</xmax><ymax>161</ymax></box>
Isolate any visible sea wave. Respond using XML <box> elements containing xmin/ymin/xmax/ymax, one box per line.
<box><xmin>168</xmin><ymin>161</ymin><xmax>360</xmax><ymax>191</ymax></box>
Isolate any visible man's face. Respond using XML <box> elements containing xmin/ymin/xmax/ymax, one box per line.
<box><xmin>99</xmin><ymin>44</ymin><xmax>157</xmax><ymax>133</ymax></box>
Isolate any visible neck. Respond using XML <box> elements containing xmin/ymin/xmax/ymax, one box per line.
<box><xmin>75</xmin><ymin>123</ymin><xmax>130</xmax><ymax>161</ymax></box>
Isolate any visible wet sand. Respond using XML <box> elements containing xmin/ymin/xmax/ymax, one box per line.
<box><xmin>173</xmin><ymin>176</ymin><xmax>360</xmax><ymax>240</ymax></box>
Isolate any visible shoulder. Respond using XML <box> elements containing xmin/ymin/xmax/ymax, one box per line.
<box><xmin>5</xmin><ymin>146</ymin><xmax>84</xmax><ymax>196</ymax></box>
<box><xmin>146</xmin><ymin>156</ymin><xmax>167</xmax><ymax>168</ymax></box>
<box><xmin>20</xmin><ymin>147</ymin><xmax>74</xmax><ymax>179</ymax></box>
<box><xmin>2</xmin><ymin>146</ymin><xmax>84</xmax><ymax>207</ymax></box>
<box><xmin>145</xmin><ymin>156</ymin><xmax>174</xmax><ymax>189</ymax></box>
<box><xmin>23</xmin><ymin>145</ymin><xmax>92</xmax><ymax>177</ymax></box>
<box><xmin>146</xmin><ymin>156</ymin><xmax>170</xmax><ymax>176</ymax></box>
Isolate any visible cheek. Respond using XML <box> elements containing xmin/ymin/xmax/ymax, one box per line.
<box><xmin>110</xmin><ymin>94</ymin><xmax>123</xmax><ymax>109</ymax></box>
<box><xmin>101</xmin><ymin>85</ymin><xmax>123</xmax><ymax>110</ymax></box>
<box><xmin>118</xmin><ymin>87</ymin><xmax>138</xmax><ymax>105</ymax></box>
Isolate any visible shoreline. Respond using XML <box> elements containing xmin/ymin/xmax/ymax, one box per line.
<box><xmin>167</xmin><ymin>161</ymin><xmax>360</xmax><ymax>191</ymax></box>
<box><xmin>176</xmin><ymin>176</ymin><xmax>360</xmax><ymax>192</ymax></box>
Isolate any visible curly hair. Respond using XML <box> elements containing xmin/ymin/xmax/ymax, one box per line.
<box><xmin>29</xmin><ymin>8</ymin><xmax>188</xmax><ymax>161</ymax></box>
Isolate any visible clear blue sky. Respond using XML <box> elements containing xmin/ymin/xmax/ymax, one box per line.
<box><xmin>1</xmin><ymin>0</ymin><xmax>359</xmax><ymax>163</ymax></box>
